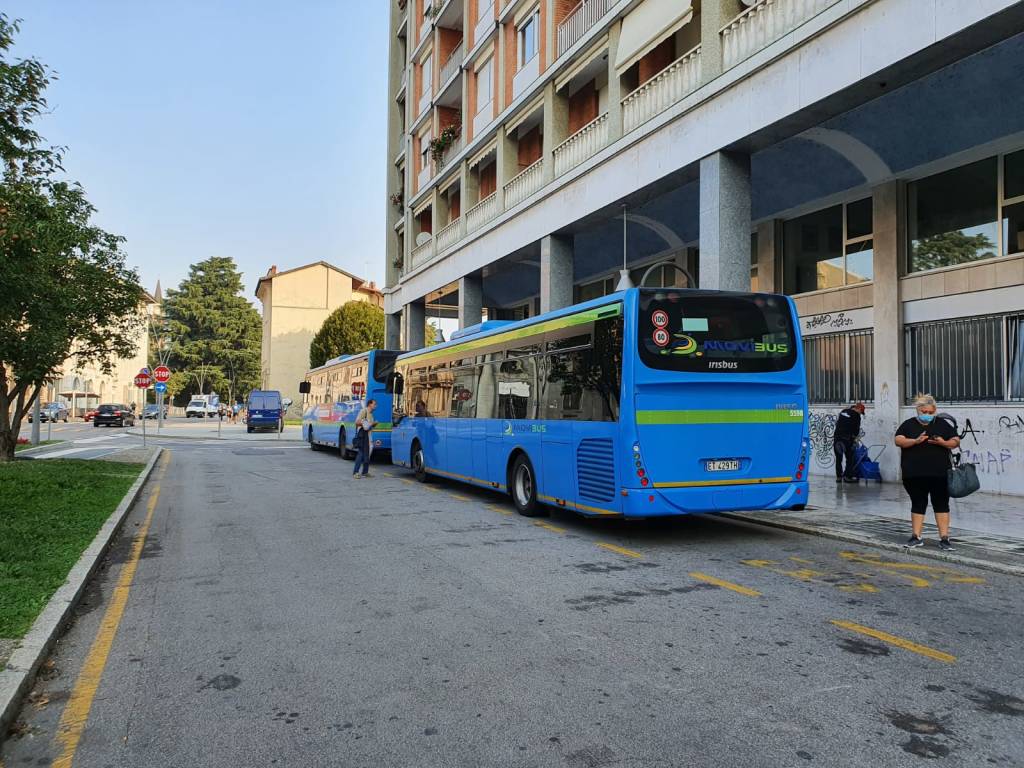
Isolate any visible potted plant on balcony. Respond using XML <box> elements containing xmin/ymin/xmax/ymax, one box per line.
<box><xmin>390</xmin><ymin>191</ymin><xmax>404</xmax><ymax>210</ymax></box>
<box><xmin>428</xmin><ymin>123</ymin><xmax>461</xmax><ymax>164</ymax></box>
<box><xmin>392</xmin><ymin>255</ymin><xmax>405</xmax><ymax>271</ymax></box>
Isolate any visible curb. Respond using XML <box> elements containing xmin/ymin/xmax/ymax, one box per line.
<box><xmin>12</xmin><ymin>440</ymin><xmax>66</xmax><ymax>457</ymax></box>
<box><xmin>0</xmin><ymin>447</ymin><xmax>164</xmax><ymax>740</ymax></box>
<box><xmin>722</xmin><ymin>512</ymin><xmax>1024</xmax><ymax>578</ymax></box>
<box><xmin>124</xmin><ymin>428</ymin><xmax>304</xmax><ymax>444</ymax></box>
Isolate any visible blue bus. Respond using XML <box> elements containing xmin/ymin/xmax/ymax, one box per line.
<box><xmin>301</xmin><ymin>350</ymin><xmax>401</xmax><ymax>456</ymax></box>
<box><xmin>389</xmin><ymin>287</ymin><xmax>809</xmax><ymax>517</ymax></box>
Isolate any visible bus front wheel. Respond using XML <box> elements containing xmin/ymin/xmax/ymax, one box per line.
<box><xmin>412</xmin><ymin>442</ymin><xmax>429</xmax><ymax>483</ymax></box>
<box><xmin>308</xmin><ymin>426</ymin><xmax>320</xmax><ymax>451</ymax></box>
<box><xmin>510</xmin><ymin>454</ymin><xmax>542</xmax><ymax>517</ymax></box>
<box><xmin>340</xmin><ymin>427</ymin><xmax>354</xmax><ymax>459</ymax></box>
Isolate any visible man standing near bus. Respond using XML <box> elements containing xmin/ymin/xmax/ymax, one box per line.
<box><xmin>833</xmin><ymin>402</ymin><xmax>866</xmax><ymax>483</ymax></box>
<box><xmin>352</xmin><ymin>399</ymin><xmax>377</xmax><ymax>479</ymax></box>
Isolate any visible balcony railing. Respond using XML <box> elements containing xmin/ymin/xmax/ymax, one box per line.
<box><xmin>440</xmin><ymin>135</ymin><xmax>464</xmax><ymax>168</ymax></box>
<box><xmin>439</xmin><ymin>43</ymin><xmax>464</xmax><ymax>86</ymax></box>
<box><xmin>556</xmin><ymin>0</ymin><xmax>609</xmax><ymax>57</ymax></box>
<box><xmin>553</xmin><ymin>112</ymin><xmax>608</xmax><ymax>177</ymax></box>
<box><xmin>720</xmin><ymin>0</ymin><xmax>838</xmax><ymax>70</ymax></box>
<box><xmin>503</xmin><ymin>158</ymin><xmax>544</xmax><ymax>208</ymax></box>
<box><xmin>622</xmin><ymin>46</ymin><xmax>702</xmax><ymax>133</ymax></box>
<box><xmin>466</xmin><ymin>192</ymin><xmax>497</xmax><ymax>233</ymax></box>
<box><xmin>436</xmin><ymin>217</ymin><xmax>464</xmax><ymax>252</ymax></box>
<box><xmin>410</xmin><ymin>237</ymin><xmax>435</xmax><ymax>270</ymax></box>
<box><xmin>417</xmin><ymin>161</ymin><xmax>432</xmax><ymax>193</ymax></box>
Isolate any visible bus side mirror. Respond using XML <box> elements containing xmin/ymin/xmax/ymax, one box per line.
<box><xmin>298</xmin><ymin>382</ymin><xmax>311</xmax><ymax>394</ymax></box>
<box><xmin>387</xmin><ymin>372</ymin><xmax>404</xmax><ymax>396</ymax></box>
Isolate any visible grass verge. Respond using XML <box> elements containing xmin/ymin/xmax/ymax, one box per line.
<box><xmin>0</xmin><ymin>459</ymin><xmax>144</xmax><ymax>639</ymax></box>
<box><xmin>14</xmin><ymin>440</ymin><xmax>63</xmax><ymax>453</ymax></box>
<box><xmin>284</xmin><ymin>418</ymin><xmax>303</xmax><ymax>426</ymax></box>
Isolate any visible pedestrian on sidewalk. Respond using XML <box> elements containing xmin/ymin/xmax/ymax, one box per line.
<box><xmin>352</xmin><ymin>399</ymin><xmax>378</xmax><ymax>479</ymax></box>
<box><xmin>833</xmin><ymin>402</ymin><xmax>865</xmax><ymax>483</ymax></box>
<box><xmin>895</xmin><ymin>393</ymin><xmax>960</xmax><ymax>551</ymax></box>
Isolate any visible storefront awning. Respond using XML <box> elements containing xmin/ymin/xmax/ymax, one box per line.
<box><xmin>614</xmin><ymin>0</ymin><xmax>694</xmax><ymax>75</ymax></box>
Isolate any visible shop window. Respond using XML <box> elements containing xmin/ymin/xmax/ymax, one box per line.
<box><xmin>908</xmin><ymin>157</ymin><xmax>999</xmax><ymax>272</ymax></box>
<box><xmin>1003</xmin><ymin>149</ymin><xmax>1024</xmax><ymax>257</ymax></box>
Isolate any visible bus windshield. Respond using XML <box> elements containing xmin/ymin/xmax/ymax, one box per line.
<box><xmin>637</xmin><ymin>290</ymin><xmax>796</xmax><ymax>373</ymax></box>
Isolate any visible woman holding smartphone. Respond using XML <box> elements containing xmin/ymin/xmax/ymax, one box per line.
<box><xmin>894</xmin><ymin>394</ymin><xmax>960</xmax><ymax>550</ymax></box>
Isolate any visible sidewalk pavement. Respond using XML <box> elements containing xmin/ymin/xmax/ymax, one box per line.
<box><xmin>125</xmin><ymin>419</ymin><xmax>304</xmax><ymax>442</ymax></box>
<box><xmin>729</xmin><ymin>475</ymin><xmax>1024</xmax><ymax>576</ymax></box>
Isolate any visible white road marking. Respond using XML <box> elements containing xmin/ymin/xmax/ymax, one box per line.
<box><xmin>75</xmin><ymin>434</ymin><xmax>130</xmax><ymax>444</ymax></box>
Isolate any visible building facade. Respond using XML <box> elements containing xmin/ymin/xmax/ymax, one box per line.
<box><xmin>383</xmin><ymin>0</ymin><xmax>1024</xmax><ymax>494</ymax></box>
<box><xmin>255</xmin><ymin>261</ymin><xmax>384</xmax><ymax>415</ymax></box>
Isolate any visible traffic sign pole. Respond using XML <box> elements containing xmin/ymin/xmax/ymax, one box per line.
<box><xmin>152</xmin><ymin>367</ymin><xmax>171</xmax><ymax>432</ymax></box>
<box><xmin>135</xmin><ymin>369</ymin><xmax>153</xmax><ymax>448</ymax></box>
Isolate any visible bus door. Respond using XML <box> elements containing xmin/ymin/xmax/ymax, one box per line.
<box><xmin>634</xmin><ymin>291</ymin><xmax>804</xmax><ymax>496</ymax></box>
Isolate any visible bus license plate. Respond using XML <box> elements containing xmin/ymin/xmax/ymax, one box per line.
<box><xmin>706</xmin><ymin>459</ymin><xmax>740</xmax><ymax>472</ymax></box>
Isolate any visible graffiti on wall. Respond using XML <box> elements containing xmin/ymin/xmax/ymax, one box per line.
<box><xmin>808</xmin><ymin>411</ymin><xmax>865</xmax><ymax>469</ymax></box>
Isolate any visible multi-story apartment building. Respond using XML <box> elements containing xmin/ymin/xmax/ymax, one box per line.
<box><xmin>383</xmin><ymin>0</ymin><xmax>1024</xmax><ymax>493</ymax></box>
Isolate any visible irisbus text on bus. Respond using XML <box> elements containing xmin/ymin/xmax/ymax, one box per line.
<box><xmin>387</xmin><ymin>287</ymin><xmax>809</xmax><ymax>517</ymax></box>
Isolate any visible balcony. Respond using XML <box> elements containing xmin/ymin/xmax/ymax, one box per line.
<box><xmin>553</xmin><ymin>112</ymin><xmax>609</xmax><ymax>177</ymax></box>
<box><xmin>417</xmin><ymin>160</ymin><xmax>433</xmax><ymax>193</ymax></box>
<box><xmin>465</xmin><ymin>192</ymin><xmax>498</xmax><ymax>233</ymax></box>
<box><xmin>622</xmin><ymin>46</ymin><xmax>702</xmax><ymax>134</ymax></box>
<box><xmin>418</xmin><ymin>85</ymin><xmax>433</xmax><ymax>119</ymax></box>
<box><xmin>503</xmin><ymin>158</ymin><xmax>544</xmax><ymax>208</ymax></box>
<box><xmin>410</xmin><ymin>237</ymin><xmax>435</xmax><ymax>270</ymax></box>
<box><xmin>473</xmin><ymin>102</ymin><xmax>493</xmax><ymax>138</ymax></box>
<box><xmin>556</xmin><ymin>0</ymin><xmax>609</xmax><ymax>58</ymax></box>
<box><xmin>436</xmin><ymin>217</ymin><xmax>464</xmax><ymax>252</ymax></box>
<box><xmin>440</xmin><ymin>135</ymin><xmax>464</xmax><ymax>169</ymax></box>
<box><xmin>720</xmin><ymin>0</ymin><xmax>839</xmax><ymax>70</ymax></box>
<box><xmin>473</xmin><ymin>3</ymin><xmax>495</xmax><ymax>48</ymax></box>
<box><xmin>439</xmin><ymin>44</ymin><xmax>463</xmax><ymax>88</ymax></box>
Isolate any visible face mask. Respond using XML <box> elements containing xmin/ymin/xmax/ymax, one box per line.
<box><xmin>918</xmin><ymin>413</ymin><xmax>935</xmax><ymax>424</ymax></box>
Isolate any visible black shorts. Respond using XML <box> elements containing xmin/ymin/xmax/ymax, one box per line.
<box><xmin>902</xmin><ymin>476</ymin><xmax>950</xmax><ymax>515</ymax></box>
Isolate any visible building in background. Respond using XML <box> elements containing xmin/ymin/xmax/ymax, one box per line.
<box><xmin>383</xmin><ymin>0</ymin><xmax>1024</xmax><ymax>494</ymax></box>
<box><xmin>43</xmin><ymin>289</ymin><xmax>159</xmax><ymax>416</ymax></box>
<box><xmin>255</xmin><ymin>261</ymin><xmax>384</xmax><ymax>415</ymax></box>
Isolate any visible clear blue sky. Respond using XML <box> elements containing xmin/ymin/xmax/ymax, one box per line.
<box><xmin>5</xmin><ymin>1</ymin><xmax>388</xmax><ymax>303</ymax></box>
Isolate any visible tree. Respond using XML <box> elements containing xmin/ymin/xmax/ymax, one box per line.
<box><xmin>911</xmin><ymin>231</ymin><xmax>996</xmax><ymax>271</ymax></box>
<box><xmin>161</xmin><ymin>257</ymin><xmax>261</xmax><ymax>406</ymax></box>
<box><xmin>0</xmin><ymin>15</ymin><xmax>143</xmax><ymax>461</ymax></box>
<box><xmin>310</xmin><ymin>301</ymin><xmax>385</xmax><ymax>368</ymax></box>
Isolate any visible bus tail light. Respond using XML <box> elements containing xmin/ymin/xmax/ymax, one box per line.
<box><xmin>795</xmin><ymin>439</ymin><xmax>809</xmax><ymax>480</ymax></box>
<box><xmin>632</xmin><ymin>442</ymin><xmax>651</xmax><ymax>487</ymax></box>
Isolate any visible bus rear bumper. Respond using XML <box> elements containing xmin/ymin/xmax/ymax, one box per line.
<box><xmin>621</xmin><ymin>481</ymin><xmax>809</xmax><ymax>517</ymax></box>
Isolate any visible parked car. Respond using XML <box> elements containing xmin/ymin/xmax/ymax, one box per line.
<box><xmin>83</xmin><ymin>408</ymin><xmax>99</xmax><ymax>422</ymax></box>
<box><xmin>94</xmin><ymin>403</ymin><xmax>136</xmax><ymax>428</ymax></box>
<box><xmin>142</xmin><ymin>404</ymin><xmax>168</xmax><ymax>419</ymax></box>
<box><xmin>28</xmin><ymin>402</ymin><xmax>70</xmax><ymax>423</ymax></box>
<box><xmin>185</xmin><ymin>398</ymin><xmax>218</xmax><ymax>418</ymax></box>
<box><xmin>246</xmin><ymin>390</ymin><xmax>284</xmax><ymax>433</ymax></box>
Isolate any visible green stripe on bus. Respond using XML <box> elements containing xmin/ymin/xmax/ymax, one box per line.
<box><xmin>400</xmin><ymin>303</ymin><xmax>623</xmax><ymax>367</ymax></box>
<box><xmin>636</xmin><ymin>409</ymin><xmax>805</xmax><ymax>425</ymax></box>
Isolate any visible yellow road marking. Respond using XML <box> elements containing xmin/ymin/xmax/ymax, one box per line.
<box><xmin>743</xmin><ymin>558</ymin><xmax>881</xmax><ymax>593</ymax></box>
<box><xmin>596</xmin><ymin>542</ymin><xmax>642</xmax><ymax>559</ymax></box>
<box><xmin>52</xmin><ymin>463</ymin><xmax>167</xmax><ymax>768</ymax></box>
<box><xmin>382</xmin><ymin>471</ymin><xmax>394</xmax><ymax>477</ymax></box>
<box><xmin>689</xmin><ymin>571</ymin><xmax>762</xmax><ymax>597</ymax></box>
<box><xmin>831</xmin><ymin>620</ymin><xmax>956</xmax><ymax>664</ymax></box>
<box><xmin>839</xmin><ymin>551</ymin><xmax>985</xmax><ymax>584</ymax></box>
<box><xmin>487</xmin><ymin>505</ymin><xmax>513</xmax><ymax>516</ymax></box>
<box><xmin>450</xmin><ymin>494</ymin><xmax>471</xmax><ymax>502</ymax></box>
<box><xmin>839</xmin><ymin>583</ymin><xmax>880</xmax><ymax>593</ymax></box>
<box><xmin>534</xmin><ymin>521</ymin><xmax>567</xmax><ymax>534</ymax></box>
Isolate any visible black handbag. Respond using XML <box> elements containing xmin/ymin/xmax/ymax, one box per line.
<box><xmin>947</xmin><ymin>452</ymin><xmax>980</xmax><ymax>498</ymax></box>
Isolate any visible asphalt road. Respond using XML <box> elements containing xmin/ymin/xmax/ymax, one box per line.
<box><xmin>3</xmin><ymin>441</ymin><xmax>1023</xmax><ymax>767</ymax></box>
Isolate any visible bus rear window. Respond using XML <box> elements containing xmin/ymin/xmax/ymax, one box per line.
<box><xmin>638</xmin><ymin>290</ymin><xmax>796</xmax><ymax>373</ymax></box>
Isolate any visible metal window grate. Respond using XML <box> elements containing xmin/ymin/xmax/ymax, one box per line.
<box><xmin>803</xmin><ymin>331</ymin><xmax>874</xmax><ymax>405</ymax></box>
<box><xmin>905</xmin><ymin>315</ymin><xmax>1004</xmax><ymax>403</ymax></box>
<box><xmin>1006</xmin><ymin>314</ymin><xmax>1024</xmax><ymax>401</ymax></box>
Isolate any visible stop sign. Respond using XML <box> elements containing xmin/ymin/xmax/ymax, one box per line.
<box><xmin>153</xmin><ymin>365</ymin><xmax>171</xmax><ymax>383</ymax></box>
<box><xmin>134</xmin><ymin>371</ymin><xmax>152</xmax><ymax>389</ymax></box>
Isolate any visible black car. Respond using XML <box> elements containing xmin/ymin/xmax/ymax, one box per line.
<box><xmin>94</xmin><ymin>403</ymin><xmax>136</xmax><ymax>428</ymax></box>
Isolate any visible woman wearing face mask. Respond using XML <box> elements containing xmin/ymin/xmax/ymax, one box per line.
<box><xmin>894</xmin><ymin>394</ymin><xmax>960</xmax><ymax>550</ymax></box>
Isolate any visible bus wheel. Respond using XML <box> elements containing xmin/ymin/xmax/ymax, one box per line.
<box><xmin>412</xmin><ymin>442</ymin><xmax>429</xmax><ymax>483</ymax></box>
<box><xmin>510</xmin><ymin>454</ymin><xmax>542</xmax><ymax>517</ymax></box>
<box><xmin>308</xmin><ymin>426</ymin><xmax>319</xmax><ymax>451</ymax></box>
<box><xmin>339</xmin><ymin>427</ymin><xmax>354</xmax><ymax>459</ymax></box>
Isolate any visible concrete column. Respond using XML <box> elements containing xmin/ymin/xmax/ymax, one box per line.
<box><xmin>699</xmin><ymin>150</ymin><xmax>751</xmax><ymax>291</ymax></box>
<box><xmin>458</xmin><ymin>271</ymin><xmax>484</xmax><ymax>328</ymax></box>
<box><xmin>540</xmin><ymin>234</ymin><xmax>574</xmax><ymax>313</ymax></box>
<box><xmin>542</xmin><ymin>80</ymin><xmax>567</xmax><ymax>184</ymax></box>
<box><xmin>755</xmin><ymin>219</ymin><xmax>782</xmax><ymax>293</ymax></box>
<box><xmin>606</xmin><ymin>21</ymin><xmax>624</xmax><ymax>142</ymax></box>
<box><xmin>700</xmin><ymin>0</ymin><xmax>738</xmax><ymax>84</ymax></box>
<box><xmin>386</xmin><ymin>312</ymin><xmax>402</xmax><ymax>349</ymax></box>
<box><xmin>496</xmin><ymin>124</ymin><xmax>518</xmax><ymax>212</ymax></box>
<box><xmin>871</xmin><ymin>179</ymin><xmax>905</xmax><ymax>481</ymax></box>
<box><xmin>404</xmin><ymin>299</ymin><xmax>426</xmax><ymax>351</ymax></box>
<box><xmin>461</xmin><ymin>158</ymin><xmax>479</xmax><ymax>208</ymax></box>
